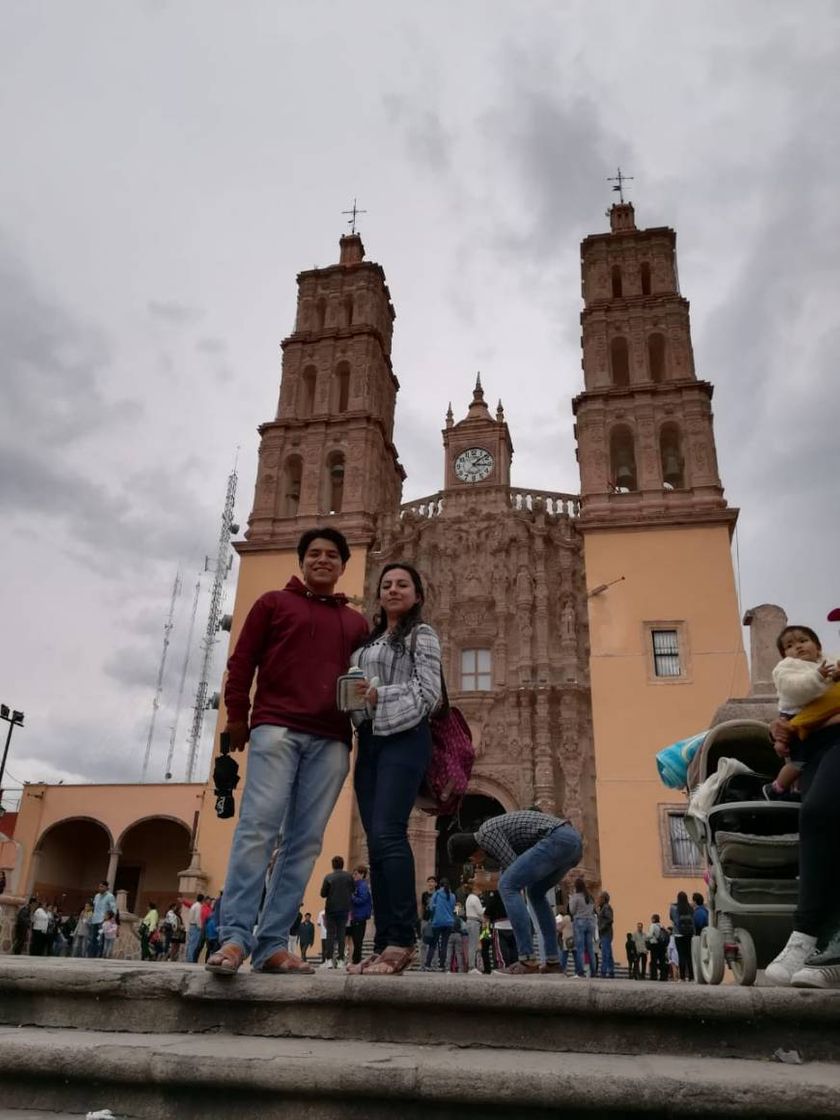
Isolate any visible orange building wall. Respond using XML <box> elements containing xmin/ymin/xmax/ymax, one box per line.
<box><xmin>583</xmin><ymin>522</ymin><xmax>749</xmax><ymax>941</ymax></box>
<box><xmin>193</xmin><ymin>544</ymin><xmax>369</xmax><ymax>931</ymax></box>
<box><xmin>12</xmin><ymin>782</ymin><xmax>203</xmax><ymax>899</ymax></box>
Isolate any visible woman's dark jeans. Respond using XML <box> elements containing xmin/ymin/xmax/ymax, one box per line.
<box><xmin>795</xmin><ymin>724</ymin><xmax>840</xmax><ymax>937</ymax></box>
<box><xmin>426</xmin><ymin>926</ymin><xmax>453</xmax><ymax>968</ymax></box>
<box><xmin>675</xmin><ymin>934</ymin><xmax>693</xmax><ymax>980</ymax></box>
<box><xmin>354</xmin><ymin>719</ymin><xmax>432</xmax><ymax>952</ymax></box>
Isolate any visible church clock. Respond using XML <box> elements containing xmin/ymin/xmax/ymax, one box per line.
<box><xmin>454</xmin><ymin>447</ymin><xmax>494</xmax><ymax>483</ymax></box>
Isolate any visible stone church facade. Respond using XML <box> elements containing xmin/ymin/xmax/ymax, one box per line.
<box><xmin>193</xmin><ymin>199</ymin><xmax>748</xmax><ymax>933</ymax></box>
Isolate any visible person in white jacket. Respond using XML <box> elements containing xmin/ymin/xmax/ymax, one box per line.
<box><xmin>764</xmin><ymin>626</ymin><xmax>840</xmax><ymax>801</ymax></box>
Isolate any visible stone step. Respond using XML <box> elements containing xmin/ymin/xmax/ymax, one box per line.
<box><xmin>1</xmin><ymin>957</ymin><xmax>839</xmax><ymax>1065</ymax></box>
<box><xmin>1</xmin><ymin>1027</ymin><xmax>838</xmax><ymax>1119</ymax></box>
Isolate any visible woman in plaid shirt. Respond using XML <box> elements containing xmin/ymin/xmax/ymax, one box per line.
<box><xmin>346</xmin><ymin>564</ymin><xmax>442</xmax><ymax>976</ymax></box>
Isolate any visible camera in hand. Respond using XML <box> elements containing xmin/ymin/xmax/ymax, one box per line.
<box><xmin>213</xmin><ymin>731</ymin><xmax>240</xmax><ymax>819</ymax></box>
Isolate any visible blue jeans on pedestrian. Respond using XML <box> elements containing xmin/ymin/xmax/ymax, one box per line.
<box><xmin>425</xmin><ymin>926</ymin><xmax>453</xmax><ymax>968</ymax></box>
<box><xmin>354</xmin><ymin>720</ymin><xmax>431</xmax><ymax>952</ymax></box>
<box><xmin>573</xmin><ymin>916</ymin><xmax>596</xmax><ymax>976</ymax></box>
<box><xmin>599</xmin><ymin>933</ymin><xmax>615</xmax><ymax>977</ymax></box>
<box><xmin>186</xmin><ymin>924</ymin><xmax>202</xmax><ymax>963</ymax></box>
<box><xmin>220</xmin><ymin>724</ymin><xmax>349</xmax><ymax>970</ymax></box>
<box><xmin>87</xmin><ymin>923</ymin><xmax>102</xmax><ymax>958</ymax></box>
<box><xmin>497</xmin><ymin>824</ymin><xmax>583</xmax><ymax>962</ymax></box>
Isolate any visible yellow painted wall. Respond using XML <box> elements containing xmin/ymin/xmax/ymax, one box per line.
<box><xmin>583</xmin><ymin>522</ymin><xmax>749</xmax><ymax>943</ymax></box>
<box><xmin>194</xmin><ymin>543</ymin><xmax>368</xmax><ymax>936</ymax></box>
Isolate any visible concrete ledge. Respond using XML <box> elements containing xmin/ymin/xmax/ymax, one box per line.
<box><xmin>1</xmin><ymin>957</ymin><xmax>839</xmax><ymax>1064</ymax></box>
<box><xmin>1</xmin><ymin>1027</ymin><xmax>839</xmax><ymax>1119</ymax></box>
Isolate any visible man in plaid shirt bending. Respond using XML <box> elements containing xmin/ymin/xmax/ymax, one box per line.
<box><xmin>448</xmin><ymin>810</ymin><xmax>582</xmax><ymax>976</ymax></box>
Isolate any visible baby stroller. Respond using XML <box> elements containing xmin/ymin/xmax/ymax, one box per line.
<box><xmin>684</xmin><ymin>719</ymin><xmax>799</xmax><ymax>986</ymax></box>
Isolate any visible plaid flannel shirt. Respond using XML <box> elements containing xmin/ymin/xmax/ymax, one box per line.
<box><xmin>353</xmin><ymin>624</ymin><xmax>442</xmax><ymax>737</ymax></box>
<box><xmin>476</xmin><ymin>810</ymin><xmax>569</xmax><ymax>869</ymax></box>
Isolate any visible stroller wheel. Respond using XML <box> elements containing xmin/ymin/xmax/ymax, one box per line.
<box><xmin>691</xmin><ymin>936</ymin><xmax>705</xmax><ymax>984</ymax></box>
<box><xmin>730</xmin><ymin>927</ymin><xmax>757</xmax><ymax>987</ymax></box>
<box><xmin>699</xmin><ymin>927</ymin><xmax>726</xmax><ymax>985</ymax></box>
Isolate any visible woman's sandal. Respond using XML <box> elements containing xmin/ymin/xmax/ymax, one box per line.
<box><xmin>363</xmin><ymin>945</ymin><xmax>415</xmax><ymax>976</ymax></box>
<box><xmin>346</xmin><ymin>953</ymin><xmax>381</xmax><ymax>975</ymax></box>
<box><xmin>205</xmin><ymin>942</ymin><xmax>246</xmax><ymax>975</ymax></box>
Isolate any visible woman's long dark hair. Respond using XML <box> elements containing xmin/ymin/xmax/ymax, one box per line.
<box><xmin>438</xmin><ymin>877</ymin><xmax>453</xmax><ymax>900</ymax></box>
<box><xmin>676</xmin><ymin>890</ymin><xmax>692</xmax><ymax>916</ymax></box>
<box><xmin>363</xmin><ymin>563</ymin><xmax>426</xmax><ymax>649</ymax></box>
<box><xmin>574</xmin><ymin>877</ymin><xmax>592</xmax><ymax>904</ymax></box>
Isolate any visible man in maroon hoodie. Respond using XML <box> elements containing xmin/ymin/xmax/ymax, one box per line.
<box><xmin>207</xmin><ymin>527</ymin><xmax>368</xmax><ymax>976</ymax></box>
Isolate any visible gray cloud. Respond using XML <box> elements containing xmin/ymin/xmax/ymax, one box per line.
<box><xmin>148</xmin><ymin>300</ymin><xmax>204</xmax><ymax>325</ymax></box>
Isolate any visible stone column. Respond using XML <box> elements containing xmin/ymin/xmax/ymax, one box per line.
<box><xmin>743</xmin><ymin>604</ymin><xmax>788</xmax><ymax>694</ymax></box>
<box><xmin>106</xmin><ymin>848</ymin><xmax>121</xmax><ymax>890</ymax></box>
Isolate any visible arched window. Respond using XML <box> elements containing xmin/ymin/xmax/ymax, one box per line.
<box><xmin>300</xmin><ymin>366</ymin><xmax>317</xmax><ymax>417</ymax></box>
<box><xmin>325</xmin><ymin>451</ymin><xmax>345</xmax><ymax>514</ymax></box>
<box><xmin>640</xmin><ymin>262</ymin><xmax>651</xmax><ymax>296</ymax></box>
<box><xmin>315</xmin><ymin>298</ymin><xmax>327</xmax><ymax>330</ymax></box>
<box><xmin>648</xmin><ymin>333</ymin><xmax>666</xmax><ymax>382</ymax></box>
<box><xmin>332</xmin><ymin>361</ymin><xmax>351</xmax><ymax>414</ymax></box>
<box><xmin>610</xmin><ymin>425</ymin><xmax>638</xmax><ymax>491</ymax></box>
<box><xmin>660</xmin><ymin>423</ymin><xmax>685</xmax><ymax>489</ymax></box>
<box><xmin>343</xmin><ymin>295</ymin><xmax>354</xmax><ymax>328</ymax></box>
<box><xmin>610</xmin><ymin>336</ymin><xmax>630</xmax><ymax>386</ymax></box>
<box><xmin>281</xmin><ymin>456</ymin><xmax>302</xmax><ymax>517</ymax></box>
<box><xmin>611</xmin><ymin>265</ymin><xmax>623</xmax><ymax>298</ymax></box>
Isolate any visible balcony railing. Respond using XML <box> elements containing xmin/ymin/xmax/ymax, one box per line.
<box><xmin>399</xmin><ymin>487</ymin><xmax>580</xmax><ymax>519</ymax></box>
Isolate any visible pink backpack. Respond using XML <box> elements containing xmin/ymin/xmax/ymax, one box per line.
<box><xmin>410</xmin><ymin>629</ymin><xmax>475</xmax><ymax>817</ymax></box>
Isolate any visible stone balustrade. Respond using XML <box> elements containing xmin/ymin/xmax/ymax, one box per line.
<box><xmin>400</xmin><ymin>488</ymin><xmax>580</xmax><ymax>520</ymax></box>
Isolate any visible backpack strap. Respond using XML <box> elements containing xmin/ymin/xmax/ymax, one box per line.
<box><xmin>409</xmin><ymin>625</ymin><xmax>450</xmax><ymax>716</ymax></box>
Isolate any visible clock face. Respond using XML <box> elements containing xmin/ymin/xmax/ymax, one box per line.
<box><xmin>454</xmin><ymin>447</ymin><xmax>494</xmax><ymax>483</ymax></box>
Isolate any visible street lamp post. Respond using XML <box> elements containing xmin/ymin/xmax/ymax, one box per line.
<box><xmin>0</xmin><ymin>704</ymin><xmax>25</xmax><ymax>810</ymax></box>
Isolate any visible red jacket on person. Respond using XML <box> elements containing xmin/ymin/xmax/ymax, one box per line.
<box><xmin>224</xmin><ymin>576</ymin><xmax>368</xmax><ymax>745</ymax></box>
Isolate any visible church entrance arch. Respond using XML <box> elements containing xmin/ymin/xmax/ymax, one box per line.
<box><xmin>117</xmin><ymin>817</ymin><xmax>192</xmax><ymax>915</ymax></box>
<box><xmin>435</xmin><ymin>794</ymin><xmax>506</xmax><ymax>887</ymax></box>
<box><xmin>33</xmin><ymin>817</ymin><xmax>112</xmax><ymax>914</ymax></box>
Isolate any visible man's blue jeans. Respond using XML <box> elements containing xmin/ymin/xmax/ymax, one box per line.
<box><xmin>87</xmin><ymin>923</ymin><xmax>102</xmax><ymax>959</ymax></box>
<box><xmin>220</xmin><ymin>725</ymin><xmax>349</xmax><ymax>970</ymax></box>
<box><xmin>497</xmin><ymin>824</ymin><xmax>583</xmax><ymax>962</ymax></box>
<box><xmin>186</xmin><ymin>924</ymin><xmax>202</xmax><ymax>963</ymax></box>
<box><xmin>599</xmin><ymin>933</ymin><xmax>615</xmax><ymax>977</ymax></box>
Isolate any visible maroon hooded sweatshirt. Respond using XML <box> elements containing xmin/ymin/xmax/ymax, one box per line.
<box><xmin>224</xmin><ymin>576</ymin><xmax>369</xmax><ymax>746</ymax></box>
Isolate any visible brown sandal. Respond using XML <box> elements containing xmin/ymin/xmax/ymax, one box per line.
<box><xmin>205</xmin><ymin>942</ymin><xmax>246</xmax><ymax>976</ymax></box>
<box><xmin>346</xmin><ymin>953</ymin><xmax>381</xmax><ymax>975</ymax></box>
<box><xmin>255</xmin><ymin>948</ymin><xmax>314</xmax><ymax>974</ymax></box>
<box><xmin>363</xmin><ymin>945</ymin><xmax>415</xmax><ymax>976</ymax></box>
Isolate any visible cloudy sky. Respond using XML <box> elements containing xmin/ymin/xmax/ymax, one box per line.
<box><xmin>1</xmin><ymin>1</ymin><xmax>838</xmax><ymax>800</ymax></box>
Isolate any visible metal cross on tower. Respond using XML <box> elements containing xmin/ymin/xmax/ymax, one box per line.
<box><xmin>607</xmin><ymin>167</ymin><xmax>634</xmax><ymax>203</ymax></box>
<box><xmin>342</xmin><ymin>197</ymin><xmax>367</xmax><ymax>234</ymax></box>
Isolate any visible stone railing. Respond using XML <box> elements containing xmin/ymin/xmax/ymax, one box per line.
<box><xmin>399</xmin><ymin>488</ymin><xmax>580</xmax><ymax>519</ymax></box>
<box><xmin>509</xmin><ymin>488</ymin><xmax>580</xmax><ymax>517</ymax></box>
<box><xmin>400</xmin><ymin>492</ymin><xmax>444</xmax><ymax>519</ymax></box>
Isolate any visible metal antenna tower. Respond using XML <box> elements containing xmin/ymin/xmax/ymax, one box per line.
<box><xmin>185</xmin><ymin>465</ymin><xmax>238</xmax><ymax>781</ymax></box>
<box><xmin>164</xmin><ymin>574</ymin><xmax>201</xmax><ymax>780</ymax></box>
<box><xmin>142</xmin><ymin>570</ymin><xmax>181</xmax><ymax>781</ymax></box>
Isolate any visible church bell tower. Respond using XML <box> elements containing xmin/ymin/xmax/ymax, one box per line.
<box><xmin>245</xmin><ymin>231</ymin><xmax>405</xmax><ymax>550</ymax></box>
<box><xmin>572</xmin><ymin>197</ymin><xmax>749</xmax><ymax>939</ymax></box>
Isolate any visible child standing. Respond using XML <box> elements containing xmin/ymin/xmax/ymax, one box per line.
<box><xmin>101</xmin><ymin>910</ymin><xmax>118</xmax><ymax>959</ymax></box>
<box><xmin>764</xmin><ymin>626</ymin><xmax>840</xmax><ymax>800</ymax></box>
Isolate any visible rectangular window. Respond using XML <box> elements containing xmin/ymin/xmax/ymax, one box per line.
<box><xmin>668</xmin><ymin>812</ymin><xmax>703</xmax><ymax>872</ymax></box>
<box><xmin>461</xmin><ymin>649</ymin><xmax>492</xmax><ymax>691</ymax></box>
<box><xmin>651</xmin><ymin>628</ymin><xmax>681</xmax><ymax>678</ymax></box>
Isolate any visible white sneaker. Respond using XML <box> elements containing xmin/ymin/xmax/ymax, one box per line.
<box><xmin>764</xmin><ymin>932</ymin><xmax>817</xmax><ymax>986</ymax></box>
<box><xmin>792</xmin><ymin>963</ymin><xmax>840</xmax><ymax>989</ymax></box>
<box><xmin>334</xmin><ymin>959</ymin><xmax>346</xmax><ymax>970</ymax></box>
<box><xmin>318</xmin><ymin>960</ymin><xmax>335</xmax><ymax>970</ymax></box>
